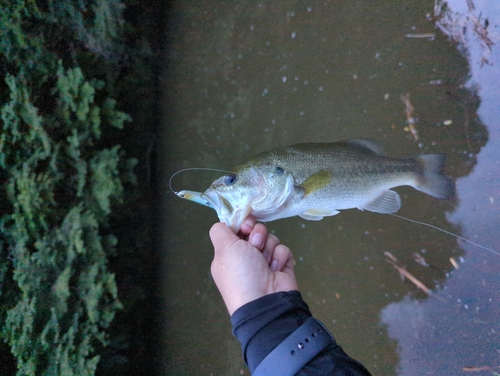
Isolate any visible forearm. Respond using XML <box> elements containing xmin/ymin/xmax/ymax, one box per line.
<box><xmin>230</xmin><ymin>291</ymin><xmax>371</xmax><ymax>376</ymax></box>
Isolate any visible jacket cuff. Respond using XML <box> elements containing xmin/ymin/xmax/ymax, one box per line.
<box><xmin>230</xmin><ymin>291</ymin><xmax>312</xmax><ymax>372</ymax></box>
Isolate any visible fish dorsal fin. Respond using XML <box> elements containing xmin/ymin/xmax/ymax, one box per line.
<box><xmin>301</xmin><ymin>169</ymin><xmax>334</xmax><ymax>196</ymax></box>
<box><xmin>360</xmin><ymin>190</ymin><xmax>401</xmax><ymax>213</ymax></box>
<box><xmin>345</xmin><ymin>138</ymin><xmax>385</xmax><ymax>155</ymax></box>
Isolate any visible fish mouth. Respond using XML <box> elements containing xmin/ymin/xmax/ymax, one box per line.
<box><xmin>202</xmin><ymin>190</ymin><xmax>234</xmax><ymax>216</ymax></box>
<box><xmin>202</xmin><ymin>190</ymin><xmax>250</xmax><ymax>233</ymax></box>
<box><xmin>177</xmin><ymin>189</ymin><xmax>246</xmax><ymax>232</ymax></box>
<box><xmin>200</xmin><ymin>191</ymin><xmax>223</xmax><ymax>212</ymax></box>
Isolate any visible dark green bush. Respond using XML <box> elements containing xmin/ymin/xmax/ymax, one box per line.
<box><xmin>0</xmin><ymin>1</ymin><xmax>158</xmax><ymax>374</ymax></box>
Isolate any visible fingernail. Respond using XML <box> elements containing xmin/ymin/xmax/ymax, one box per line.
<box><xmin>250</xmin><ymin>233</ymin><xmax>264</xmax><ymax>248</ymax></box>
<box><xmin>270</xmin><ymin>259</ymin><xmax>279</xmax><ymax>272</ymax></box>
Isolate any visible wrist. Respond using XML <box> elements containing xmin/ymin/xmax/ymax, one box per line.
<box><xmin>230</xmin><ymin>291</ymin><xmax>311</xmax><ymax>371</ymax></box>
<box><xmin>224</xmin><ymin>290</ymin><xmax>266</xmax><ymax>315</ymax></box>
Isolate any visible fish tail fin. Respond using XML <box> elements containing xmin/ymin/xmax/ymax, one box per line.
<box><xmin>413</xmin><ymin>154</ymin><xmax>455</xmax><ymax>199</ymax></box>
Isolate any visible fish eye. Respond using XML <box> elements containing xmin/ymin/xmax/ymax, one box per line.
<box><xmin>223</xmin><ymin>174</ymin><xmax>237</xmax><ymax>186</ymax></box>
<box><xmin>275</xmin><ymin>166</ymin><xmax>284</xmax><ymax>174</ymax></box>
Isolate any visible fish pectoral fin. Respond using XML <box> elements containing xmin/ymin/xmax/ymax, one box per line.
<box><xmin>299</xmin><ymin>208</ymin><xmax>340</xmax><ymax>221</ymax></box>
<box><xmin>359</xmin><ymin>190</ymin><xmax>401</xmax><ymax>214</ymax></box>
<box><xmin>301</xmin><ymin>169</ymin><xmax>334</xmax><ymax>196</ymax></box>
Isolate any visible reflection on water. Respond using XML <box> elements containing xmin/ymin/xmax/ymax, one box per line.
<box><xmin>161</xmin><ymin>1</ymin><xmax>497</xmax><ymax>374</ymax></box>
<box><xmin>381</xmin><ymin>1</ymin><xmax>500</xmax><ymax>374</ymax></box>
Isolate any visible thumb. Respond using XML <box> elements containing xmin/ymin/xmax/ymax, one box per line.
<box><xmin>209</xmin><ymin>222</ymin><xmax>240</xmax><ymax>254</ymax></box>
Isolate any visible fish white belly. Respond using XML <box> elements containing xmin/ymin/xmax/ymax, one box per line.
<box><xmin>255</xmin><ymin>180</ymin><xmax>410</xmax><ymax>222</ymax></box>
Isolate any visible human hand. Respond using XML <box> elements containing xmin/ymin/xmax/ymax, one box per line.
<box><xmin>209</xmin><ymin>217</ymin><xmax>299</xmax><ymax>315</ymax></box>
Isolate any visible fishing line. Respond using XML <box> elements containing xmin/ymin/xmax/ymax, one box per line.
<box><xmin>389</xmin><ymin>213</ymin><xmax>500</xmax><ymax>257</ymax></box>
<box><xmin>168</xmin><ymin>167</ymin><xmax>234</xmax><ymax>194</ymax></box>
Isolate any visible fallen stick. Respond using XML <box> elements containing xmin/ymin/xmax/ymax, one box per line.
<box><xmin>400</xmin><ymin>93</ymin><xmax>419</xmax><ymax>141</ymax></box>
<box><xmin>405</xmin><ymin>33</ymin><xmax>436</xmax><ymax>39</ymax></box>
<box><xmin>462</xmin><ymin>365</ymin><xmax>500</xmax><ymax>372</ymax></box>
<box><xmin>384</xmin><ymin>251</ymin><xmax>445</xmax><ymax>301</ymax></box>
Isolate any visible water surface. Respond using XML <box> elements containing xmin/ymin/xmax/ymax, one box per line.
<box><xmin>161</xmin><ymin>1</ymin><xmax>499</xmax><ymax>374</ymax></box>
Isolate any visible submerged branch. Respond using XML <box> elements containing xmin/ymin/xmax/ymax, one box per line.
<box><xmin>384</xmin><ymin>251</ymin><xmax>445</xmax><ymax>301</ymax></box>
<box><xmin>400</xmin><ymin>93</ymin><xmax>419</xmax><ymax>141</ymax></box>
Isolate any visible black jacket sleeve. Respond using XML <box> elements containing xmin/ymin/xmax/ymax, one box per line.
<box><xmin>230</xmin><ymin>290</ymin><xmax>371</xmax><ymax>376</ymax></box>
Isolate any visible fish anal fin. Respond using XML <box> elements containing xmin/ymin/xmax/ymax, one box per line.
<box><xmin>299</xmin><ymin>209</ymin><xmax>340</xmax><ymax>221</ymax></box>
<box><xmin>360</xmin><ymin>190</ymin><xmax>401</xmax><ymax>214</ymax></box>
<box><xmin>302</xmin><ymin>169</ymin><xmax>334</xmax><ymax>196</ymax></box>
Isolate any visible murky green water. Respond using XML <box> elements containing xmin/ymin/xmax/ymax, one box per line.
<box><xmin>160</xmin><ymin>1</ymin><xmax>499</xmax><ymax>375</ymax></box>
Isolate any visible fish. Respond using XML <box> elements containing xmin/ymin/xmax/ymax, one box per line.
<box><xmin>176</xmin><ymin>138</ymin><xmax>455</xmax><ymax>233</ymax></box>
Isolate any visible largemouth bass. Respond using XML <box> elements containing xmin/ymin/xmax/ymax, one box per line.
<box><xmin>176</xmin><ymin>139</ymin><xmax>455</xmax><ymax>232</ymax></box>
